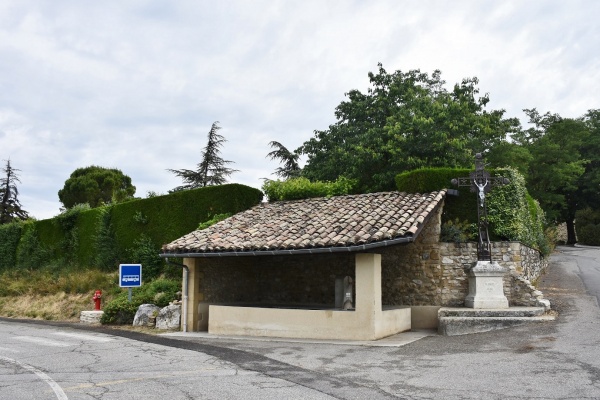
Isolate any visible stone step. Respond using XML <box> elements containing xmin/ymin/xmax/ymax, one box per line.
<box><xmin>438</xmin><ymin>315</ymin><xmax>555</xmax><ymax>336</ymax></box>
<box><xmin>438</xmin><ymin>306</ymin><xmax>546</xmax><ymax>318</ymax></box>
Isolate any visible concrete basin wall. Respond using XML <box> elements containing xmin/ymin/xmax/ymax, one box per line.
<box><xmin>208</xmin><ymin>305</ymin><xmax>411</xmax><ymax>340</ymax></box>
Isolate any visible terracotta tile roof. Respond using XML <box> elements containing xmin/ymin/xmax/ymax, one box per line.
<box><xmin>161</xmin><ymin>190</ymin><xmax>446</xmax><ymax>256</ymax></box>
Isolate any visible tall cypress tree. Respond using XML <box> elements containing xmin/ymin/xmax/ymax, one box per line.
<box><xmin>0</xmin><ymin>159</ymin><xmax>29</xmax><ymax>224</ymax></box>
<box><xmin>169</xmin><ymin>121</ymin><xmax>238</xmax><ymax>191</ymax></box>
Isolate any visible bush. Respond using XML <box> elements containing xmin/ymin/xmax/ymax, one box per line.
<box><xmin>198</xmin><ymin>213</ymin><xmax>232</xmax><ymax>230</ymax></box>
<box><xmin>262</xmin><ymin>177</ymin><xmax>356</xmax><ymax>202</ymax></box>
<box><xmin>576</xmin><ymin>208</ymin><xmax>600</xmax><ymax>246</ymax></box>
<box><xmin>440</xmin><ymin>219</ymin><xmax>477</xmax><ymax>243</ymax></box>
<box><xmin>100</xmin><ymin>296</ymin><xmax>139</xmax><ymax>325</ymax></box>
<box><xmin>100</xmin><ymin>278</ymin><xmax>180</xmax><ymax>325</ymax></box>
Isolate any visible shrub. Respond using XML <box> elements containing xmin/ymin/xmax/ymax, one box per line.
<box><xmin>262</xmin><ymin>177</ymin><xmax>356</xmax><ymax>202</ymax></box>
<box><xmin>198</xmin><ymin>213</ymin><xmax>232</xmax><ymax>230</ymax></box>
<box><xmin>576</xmin><ymin>208</ymin><xmax>600</xmax><ymax>246</ymax></box>
<box><xmin>440</xmin><ymin>219</ymin><xmax>477</xmax><ymax>243</ymax></box>
<box><xmin>100</xmin><ymin>278</ymin><xmax>180</xmax><ymax>325</ymax></box>
<box><xmin>100</xmin><ymin>296</ymin><xmax>139</xmax><ymax>325</ymax></box>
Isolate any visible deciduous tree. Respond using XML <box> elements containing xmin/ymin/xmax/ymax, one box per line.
<box><xmin>523</xmin><ymin>110</ymin><xmax>589</xmax><ymax>244</ymax></box>
<box><xmin>299</xmin><ymin>64</ymin><xmax>519</xmax><ymax>192</ymax></box>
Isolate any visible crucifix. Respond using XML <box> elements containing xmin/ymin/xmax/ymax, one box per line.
<box><xmin>451</xmin><ymin>153</ymin><xmax>509</xmax><ymax>262</ymax></box>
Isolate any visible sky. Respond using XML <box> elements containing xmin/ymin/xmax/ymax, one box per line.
<box><xmin>1</xmin><ymin>1</ymin><xmax>599</xmax><ymax>220</ymax></box>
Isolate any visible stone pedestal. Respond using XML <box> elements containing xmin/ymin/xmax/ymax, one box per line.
<box><xmin>464</xmin><ymin>261</ymin><xmax>509</xmax><ymax>309</ymax></box>
<box><xmin>80</xmin><ymin>310</ymin><xmax>104</xmax><ymax>324</ymax></box>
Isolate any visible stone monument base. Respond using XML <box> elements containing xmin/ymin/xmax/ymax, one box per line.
<box><xmin>464</xmin><ymin>261</ymin><xmax>509</xmax><ymax>309</ymax></box>
<box><xmin>80</xmin><ymin>310</ymin><xmax>104</xmax><ymax>324</ymax></box>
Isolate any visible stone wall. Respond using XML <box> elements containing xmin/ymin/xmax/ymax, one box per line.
<box><xmin>192</xmin><ymin>202</ymin><xmax>549</xmax><ymax>309</ymax></box>
<box><xmin>434</xmin><ymin>241</ymin><xmax>549</xmax><ymax>308</ymax></box>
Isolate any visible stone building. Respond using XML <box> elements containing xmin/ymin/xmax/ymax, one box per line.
<box><xmin>161</xmin><ymin>190</ymin><xmax>548</xmax><ymax>340</ymax></box>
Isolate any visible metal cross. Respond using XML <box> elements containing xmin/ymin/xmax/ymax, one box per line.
<box><xmin>451</xmin><ymin>153</ymin><xmax>509</xmax><ymax>262</ymax></box>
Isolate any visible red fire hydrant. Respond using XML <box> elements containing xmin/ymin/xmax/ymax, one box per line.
<box><xmin>92</xmin><ymin>290</ymin><xmax>102</xmax><ymax>311</ymax></box>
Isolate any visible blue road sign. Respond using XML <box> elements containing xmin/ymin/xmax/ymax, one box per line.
<box><xmin>119</xmin><ymin>264</ymin><xmax>142</xmax><ymax>288</ymax></box>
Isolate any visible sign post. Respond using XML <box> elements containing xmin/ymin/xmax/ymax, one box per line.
<box><xmin>119</xmin><ymin>264</ymin><xmax>142</xmax><ymax>302</ymax></box>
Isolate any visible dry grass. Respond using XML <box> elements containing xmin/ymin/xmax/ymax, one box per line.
<box><xmin>0</xmin><ymin>292</ymin><xmax>93</xmax><ymax>321</ymax></box>
<box><xmin>0</xmin><ymin>268</ymin><xmax>119</xmax><ymax>321</ymax></box>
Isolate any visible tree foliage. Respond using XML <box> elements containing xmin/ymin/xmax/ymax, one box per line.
<box><xmin>299</xmin><ymin>64</ymin><xmax>519</xmax><ymax>192</ymax></box>
<box><xmin>0</xmin><ymin>159</ymin><xmax>29</xmax><ymax>224</ymax></box>
<box><xmin>58</xmin><ymin>166</ymin><xmax>136</xmax><ymax>209</ymax></box>
<box><xmin>266</xmin><ymin>141</ymin><xmax>301</xmax><ymax>179</ymax></box>
<box><xmin>579</xmin><ymin>109</ymin><xmax>600</xmax><ymax>210</ymax></box>
<box><xmin>169</xmin><ymin>121</ymin><xmax>238</xmax><ymax>191</ymax></box>
<box><xmin>518</xmin><ymin>109</ymin><xmax>590</xmax><ymax>244</ymax></box>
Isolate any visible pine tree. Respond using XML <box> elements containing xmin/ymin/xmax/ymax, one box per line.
<box><xmin>0</xmin><ymin>159</ymin><xmax>29</xmax><ymax>224</ymax></box>
<box><xmin>266</xmin><ymin>141</ymin><xmax>301</xmax><ymax>179</ymax></box>
<box><xmin>169</xmin><ymin>122</ymin><xmax>238</xmax><ymax>191</ymax></box>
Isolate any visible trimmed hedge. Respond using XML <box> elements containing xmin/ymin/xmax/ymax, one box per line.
<box><xmin>396</xmin><ymin>167</ymin><xmax>478</xmax><ymax>225</ymax></box>
<box><xmin>0</xmin><ymin>184</ymin><xmax>263</xmax><ymax>272</ymax></box>
<box><xmin>396</xmin><ymin>167</ymin><xmax>551</xmax><ymax>256</ymax></box>
<box><xmin>0</xmin><ymin>222</ymin><xmax>22</xmax><ymax>270</ymax></box>
<box><xmin>262</xmin><ymin>177</ymin><xmax>356</xmax><ymax>202</ymax></box>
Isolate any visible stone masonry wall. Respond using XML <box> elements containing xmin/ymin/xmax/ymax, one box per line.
<box><xmin>435</xmin><ymin>241</ymin><xmax>549</xmax><ymax>307</ymax></box>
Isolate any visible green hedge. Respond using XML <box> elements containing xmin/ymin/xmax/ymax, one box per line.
<box><xmin>111</xmin><ymin>184</ymin><xmax>262</xmax><ymax>252</ymax></box>
<box><xmin>396</xmin><ymin>167</ymin><xmax>551</xmax><ymax>256</ymax></box>
<box><xmin>0</xmin><ymin>222</ymin><xmax>22</xmax><ymax>270</ymax></box>
<box><xmin>395</xmin><ymin>167</ymin><xmax>478</xmax><ymax>225</ymax></box>
<box><xmin>262</xmin><ymin>177</ymin><xmax>355</xmax><ymax>202</ymax></box>
<box><xmin>0</xmin><ymin>184</ymin><xmax>263</xmax><ymax>272</ymax></box>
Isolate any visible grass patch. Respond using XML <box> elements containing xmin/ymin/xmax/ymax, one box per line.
<box><xmin>0</xmin><ymin>268</ymin><xmax>120</xmax><ymax>321</ymax></box>
<box><xmin>0</xmin><ymin>292</ymin><xmax>92</xmax><ymax>321</ymax></box>
<box><xmin>0</xmin><ymin>268</ymin><xmax>118</xmax><ymax>296</ymax></box>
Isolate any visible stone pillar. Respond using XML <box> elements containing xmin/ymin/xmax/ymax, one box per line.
<box><xmin>184</xmin><ymin>257</ymin><xmax>203</xmax><ymax>331</ymax></box>
<box><xmin>355</xmin><ymin>253</ymin><xmax>382</xmax><ymax>335</ymax></box>
<box><xmin>464</xmin><ymin>261</ymin><xmax>509</xmax><ymax>309</ymax></box>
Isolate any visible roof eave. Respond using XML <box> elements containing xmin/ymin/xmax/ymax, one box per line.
<box><xmin>160</xmin><ymin>234</ymin><xmax>415</xmax><ymax>258</ymax></box>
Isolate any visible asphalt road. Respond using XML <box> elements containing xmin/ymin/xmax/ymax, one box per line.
<box><xmin>1</xmin><ymin>245</ymin><xmax>600</xmax><ymax>399</ymax></box>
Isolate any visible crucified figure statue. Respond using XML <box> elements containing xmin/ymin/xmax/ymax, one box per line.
<box><xmin>475</xmin><ymin>179</ymin><xmax>488</xmax><ymax>207</ymax></box>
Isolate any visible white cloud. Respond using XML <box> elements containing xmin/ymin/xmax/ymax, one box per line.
<box><xmin>0</xmin><ymin>0</ymin><xmax>599</xmax><ymax>219</ymax></box>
